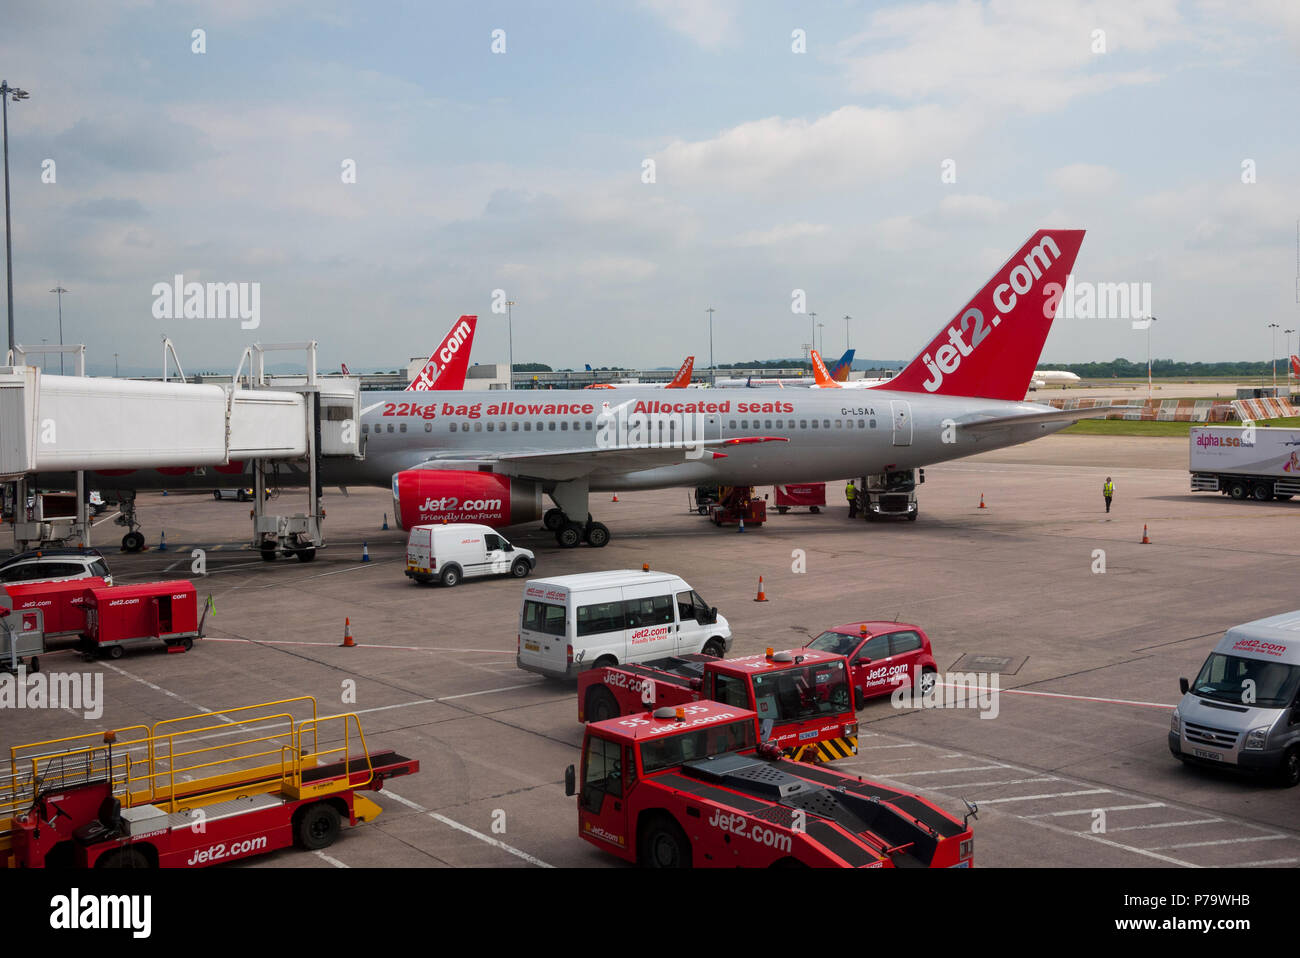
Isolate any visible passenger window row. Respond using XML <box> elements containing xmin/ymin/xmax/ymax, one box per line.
<box><xmin>576</xmin><ymin>595</ymin><xmax>676</xmax><ymax>636</ymax></box>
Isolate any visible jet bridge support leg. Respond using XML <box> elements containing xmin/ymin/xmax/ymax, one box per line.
<box><xmin>251</xmin><ymin>392</ymin><xmax>325</xmax><ymax>562</ymax></box>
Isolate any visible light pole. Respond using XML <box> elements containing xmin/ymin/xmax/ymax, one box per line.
<box><xmin>1287</xmin><ymin>329</ymin><xmax>1296</xmax><ymax>392</ymax></box>
<box><xmin>843</xmin><ymin>314</ymin><xmax>850</xmax><ymax>352</ymax></box>
<box><xmin>114</xmin><ymin>352</ymin><xmax>119</xmax><ymax>377</ymax></box>
<box><xmin>506</xmin><ymin>299</ymin><xmax>516</xmax><ymax>388</ymax></box>
<box><xmin>2</xmin><ymin>81</ymin><xmax>31</xmax><ymax>356</ymax></box>
<box><xmin>816</xmin><ymin>322</ymin><xmax>824</xmax><ymax>357</ymax></box>
<box><xmin>808</xmin><ymin>311</ymin><xmax>817</xmax><ymax>365</ymax></box>
<box><xmin>1268</xmin><ymin>323</ymin><xmax>1280</xmax><ymax>389</ymax></box>
<box><xmin>49</xmin><ymin>286</ymin><xmax>67</xmax><ymax>374</ymax></box>
<box><xmin>1139</xmin><ymin>315</ymin><xmax>1158</xmax><ymax>398</ymax></box>
<box><xmin>706</xmin><ymin>307</ymin><xmax>715</xmax><ymax>383</ymax></box>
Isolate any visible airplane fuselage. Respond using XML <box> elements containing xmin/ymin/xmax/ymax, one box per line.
<box><xmin>59</xmin><ymin>386</ymin><xmax>1072</xmax><ymax>495</ymax></box>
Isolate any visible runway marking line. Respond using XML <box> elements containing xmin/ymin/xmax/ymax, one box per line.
<box><xmin>381</xmin><ymin>790</ymin><xmax>553</xmax><ymax>868</ymax></box>
<box><xmin>936</xmin><ymin>683</ymin><xmax>1174</xmax><ymax>710</ymax></box>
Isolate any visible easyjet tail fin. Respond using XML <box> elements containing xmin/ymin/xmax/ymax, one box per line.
<box><xmin>887</xmin><ymin>230</ymin><xmax>1086</xmax><ymax>401</ymax></box>
<box><xmin>810</xmin><ymin>350</ymin><xmax>841</xmax><ymax>388</ymax></box>
<box><xmin>666</xmin><ymin>356</ymin><xmax>694</xmax><ymax>388</ymax></box>
<box><xmin>407</xmin><ymin>315</ymin><xmax>478</xmax><ymax>391</ymax></box>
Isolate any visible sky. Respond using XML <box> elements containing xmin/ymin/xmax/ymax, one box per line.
<box><xmin>1</xmin><ymin>0</ymin><xmax>1299</xmax><ymax>375</ymax></box>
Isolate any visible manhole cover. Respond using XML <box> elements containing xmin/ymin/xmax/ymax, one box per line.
<box><xmin>948</xmin><ymin>654</ymin><xmax>1026</xmax><ymax>675</ymax></box>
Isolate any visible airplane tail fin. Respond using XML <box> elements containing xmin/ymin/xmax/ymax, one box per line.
<box><xmin>887</xmin><ymin>230</ymin><xmax>1085</xmax><ymax>401</ymax></box>
<box><xmin>407</xmin><ymin>315</ymin><xmax>478</xmax><ymax>391</ymax></box>
<box><xmin>810</xmin><ymin>350</ymin><xmax>841</xmax><ymax>389</ymax></box>
<box><xmin>666</xmin><ymin>356</ymin><xmax>694</xmax><ymax>388</ymax></box>
<box><xmin>828</xmin><ymin>349</ymin><xmax>855</xmax><ymax>381</ymax></box>
<box><xmin>1291</xmin><ymin>355</ymin><xmax>1300</xmax><ymax>378</ymax></box>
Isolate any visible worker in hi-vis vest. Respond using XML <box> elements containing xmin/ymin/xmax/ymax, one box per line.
<box><xmin>1103</xmin><ymin>476</ymin><xmax>1114</xmax><ymax>513</ymax></box>
<box><xmin>846</xmin><ymin>479</ymin><xmax>858</xmax><ymax>519</ymax></box>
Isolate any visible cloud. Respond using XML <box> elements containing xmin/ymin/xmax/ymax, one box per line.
<box><xmin>656</xmin><ymin>104</ymin><xmax>969</xmax><ymax>192</ymax></box>
<box><xmin>68</xmin><ymin>197</ymin><xmax>148</xmax><ymax>219</ymax></box>
<box><xmin>637</xmin><ymin>0</ymin><xmax>739</xmax><ymax>49</ymax></box>
<box><xmin>1048</xmin><ymin>163</ymin><xmax>1122</xmax><ymax>194</ymax></box>
<box><xmin>936</xmin><ymin>193</ymin><xmax>1006</xmax><ymax>220</ymax></box>
<box><xmin>730</xmin><ymin>222</ymin><xmax>830</xmax><ymax>247</ymax></box>
<box><xmin>838</xmin><ymin>0</ymin><xmax>1177</xmax><ymax>111</ymax></box>
<box><xmin>52</xmin><ymin>115</ymin><xmax>215</xmax><ymax>173</ymax></box>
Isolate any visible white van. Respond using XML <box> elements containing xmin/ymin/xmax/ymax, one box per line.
<box><xmin>516</xmin><ymin>570</ymin><xmax>732</xmax><ymax>679</ymax></box>
<box><xmin>1170</xmin><ymin>610</ymin><xmax>1300</xmax><ymax>786</ymax></box>
<box><xmin>405</xmin><ymin>523</ymin><xmax>536</xmax><ymax>587</ymax></box>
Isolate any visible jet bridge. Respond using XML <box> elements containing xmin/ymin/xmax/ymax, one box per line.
<box><xmin>0</xmin><ymin>341</ymin><xmax>362</xmax><ymax>557</ymax></box>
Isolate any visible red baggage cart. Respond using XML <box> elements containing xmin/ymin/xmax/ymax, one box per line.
<box><xmin>1</xmin><ymin>578</ymin><xmax>106</xmax><ymax>639</ymax></box>
<box><xmin>79</xmin><ymin>580</ymin><xmax>204</xmax><ymax>659</ymax></box>
<box><xmin>773</xmin><ymin>483</ymin><xmax>826</xmax><ymax>514</ymax></box>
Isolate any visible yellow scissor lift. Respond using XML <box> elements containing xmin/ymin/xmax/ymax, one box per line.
<box><xmin>1</xmin><ymin>697</ymin><xmax>419</xmax><ymax>868</ymax></box>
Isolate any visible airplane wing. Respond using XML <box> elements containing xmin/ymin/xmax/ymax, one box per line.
<box><xmin>410</xmin><ymin>436</ymin><xmax>790</xmax><ymax>481</ymax></box>
<box><xmin>958</xmin><ymin>405</ymin><xmax>1138</xmax><ymax>432</ymax></box>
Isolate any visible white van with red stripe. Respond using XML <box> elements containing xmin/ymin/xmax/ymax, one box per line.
<box><xmin>1170</xmin><ymin>611</ymin><xmax>1300</xmax><ymax>786</ymax></box>
<box><xmin>516</xmin><ymin>570</ymin><xmax>731</xmax><ymax>679</ymax></box>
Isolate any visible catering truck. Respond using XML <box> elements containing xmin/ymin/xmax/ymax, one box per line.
<box><xmin>1170</xmin><ymin>610</ymin><xmax>1300</xmax><ymax>786</ymax></box>
<box><xmin>564</xmin><ymin>700</ymin><xmax>976</xmax><ymax>867</ymax></box>
<box><xmin>1189</xmin><ymin>426</ymin><xmax>1300</xmax><ymax>501</ymax></box>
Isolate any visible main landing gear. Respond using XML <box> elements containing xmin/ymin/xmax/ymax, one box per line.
<box><xmin>543</xmin><ymin>508</ymin><xmax>610</xmax><ymax>549</ymax></box>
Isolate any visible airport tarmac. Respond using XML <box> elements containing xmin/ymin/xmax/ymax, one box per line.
<box><xmin>4</xmin><ymin>430</ymin><xmax>1299</xmax><ymax>869</ymax></box>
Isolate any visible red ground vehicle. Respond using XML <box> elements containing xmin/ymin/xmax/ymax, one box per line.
<box><xmin>2</xmin><ymin>578</ymin><xmax>106</xmax><ymax>639</ymax></box>
<box><xmin>805</xmin><ymin>622</ymin><xmax>938</xmax><ymax>705</ymax></box>
<box><xmin>77</xmin><ymin>580</ymin><xmax>205</xmax><ymax>658</ymax></box>
<box><xmin>578</xmin><ymin>649</ymin><xmax>858</xmax><ymax>763</ymax></box>
<box><xmin>709</xmin><ymin>486</ymin><xmax>766</xmax><ymax>527</ymax></box>
<box><xmin>773</xmin><ymin>483</ymin><xmax>825</xmax><ymax>514</ymax></box>
<box><xmin>1</xmin><ymin>697</ymin><xmax>418</xmax><ymax>868</ymax></box>
<box><xmin>564</xmin><ymin>700</ymin><xmax>976</xmax><ymax>868</ymax></box>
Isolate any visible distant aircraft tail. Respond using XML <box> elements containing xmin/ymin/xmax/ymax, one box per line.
<box><xmin>810</xmin><ymin>350</ymin><xmax>841</xmax><ymax>389</ymax></box>
<box><xmin>887</xmin><ymin>230</ymin><xmax>1086</xmax><ymax>401</ymax></box>
<box><xmin>1291</xmin><ymin>355</ymin><xmax>1300</xmax><ymax>378</ymax></box>
<box><xmin>585</xmin><ymin>364</ymin><xmax>593</xmax><ymax>372</ymax></box>
<box><xmin>827</xmin><ymin>349</ymin><xmax>855</xmax><ymax>381</ymax></box>
<box><xmin>407</xmin><ymin>315</ymin><xmax>477</xmax><ymax>391</ymax></box>
<box><xmin>666</xmin><ymin>356</ymin><xmax>694</xmax><ymax>388</ymax></box>
<box><xmin>341</xmin><ymin>362</ymin><xmax>351</xmax><ymax>375</ymax></box>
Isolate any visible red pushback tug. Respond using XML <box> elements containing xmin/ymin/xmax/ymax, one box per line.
<box><xmin>566</xmin><ymin>700</ymin><xmax>976</xmax><ymax>868</ymax></box>
<box><xmin>578</xmin><ymin>649</ymin><xmax>858</xmax><ymax>763</ymax></box>
<box><xmin>0</xmin><ymin>697</ymin><xmax>418</xmax><ymax>868</ymax></box>
<box><xmin>709</xmin><ymin>486</ymin><xmax>766</xmax><ymax>527</ymax></box>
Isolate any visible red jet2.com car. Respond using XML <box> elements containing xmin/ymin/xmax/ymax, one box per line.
<box><xmin>805</xmin><ymin>622</ymin><xmax>938</xmax><ymax>705</ymax></box>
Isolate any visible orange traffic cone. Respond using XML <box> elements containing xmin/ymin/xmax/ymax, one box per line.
<box><xmin>978</xmin><ymin>494</ymin><xmax>987</xmax><ymax>509</ymax></box>
<box><xmin>1141</xmin><ymin>524</ymin><xmax>1150</xmax><ymax>544</ymax></box>
<box><xmin>755</xmin><ymin>576</ymin><xmax>768</xmax><ymax>602</ymax></box>
<box><xmin>342</xmin><ymin>618</ymin><xmax>356</xmax><ymax>647</ymax></box>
